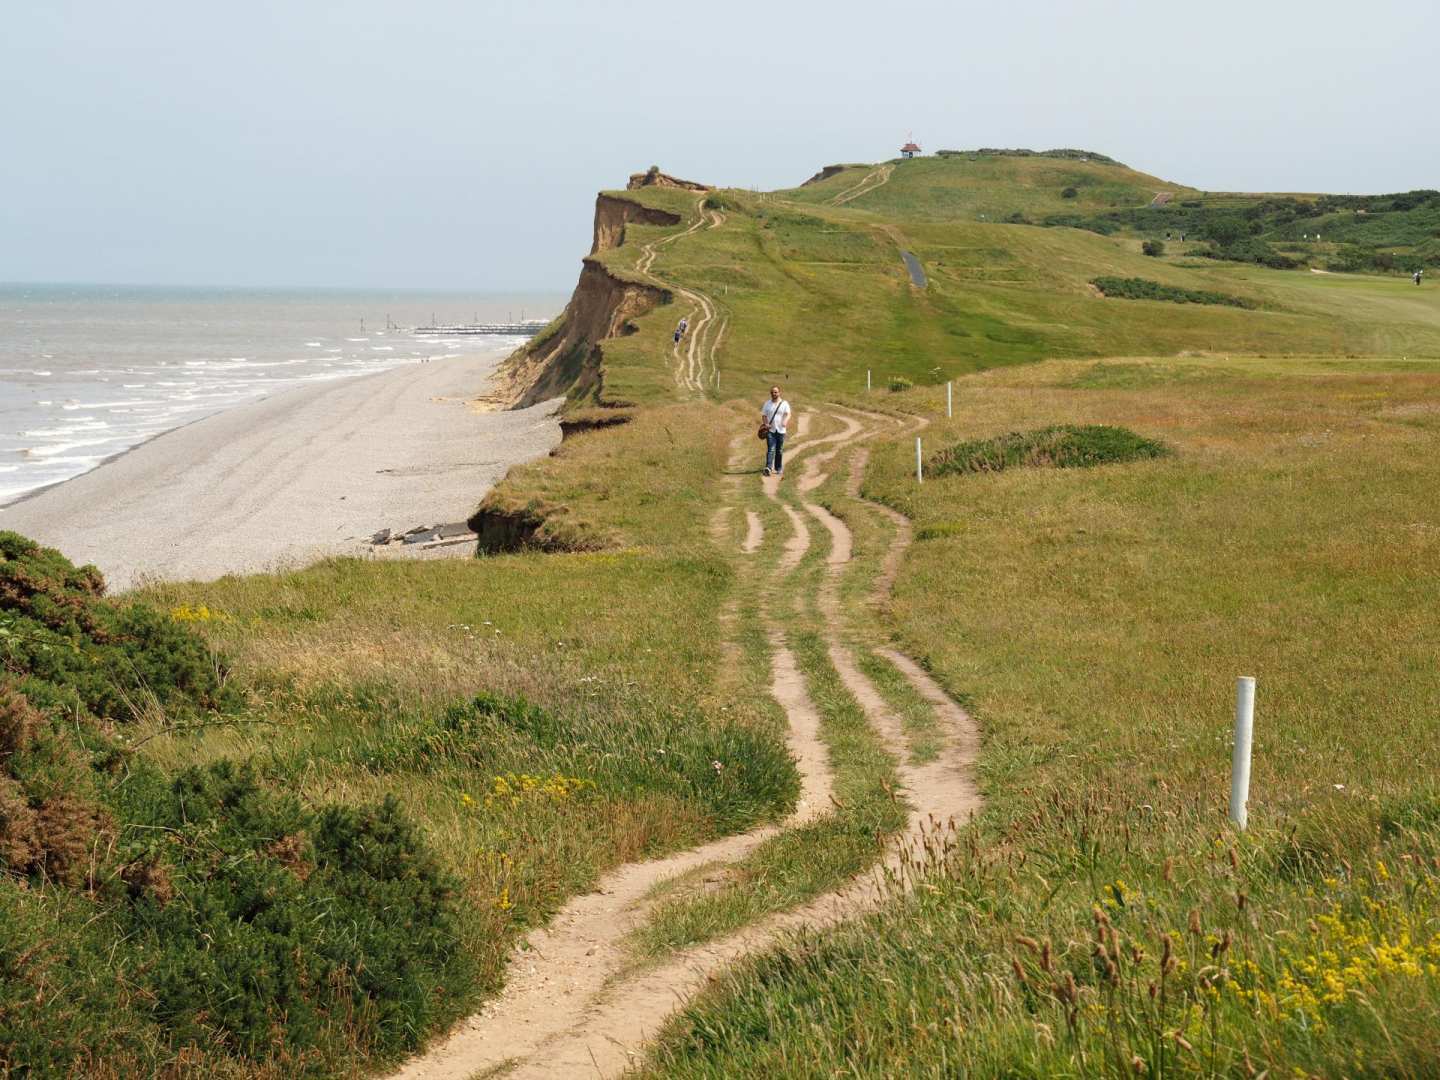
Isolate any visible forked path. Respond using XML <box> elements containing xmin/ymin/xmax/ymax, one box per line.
<box><xmin>831</xmin><ymin>163</ymin><xmax>894</xmax><ymax>206</ymax></box>
<box><xmin>391</xmin><ymin>408</ymin><xmax>979</xmax><ymax>1080</ymax></box>
<box><xmin>636</xmin><ymin>200</ymin><xmax>727</xmax><ymax>396</ymax></box>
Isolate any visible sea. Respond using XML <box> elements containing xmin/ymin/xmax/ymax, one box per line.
<box><xmin>0</xmin><ymin>284</ymin><xmax>563</xmax><ymax>504</ymax></box>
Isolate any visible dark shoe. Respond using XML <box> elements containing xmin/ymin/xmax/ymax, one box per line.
<box><xmin>762</xmin><ymin>467</ymin><xmax>771</xmax><ymax>477</ymax></box>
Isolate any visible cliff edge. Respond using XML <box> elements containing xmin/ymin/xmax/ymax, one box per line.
<box><xmin>487</xmin><ymin>189</ymin><xmax>685</xmax><ymax>409</ymax></box>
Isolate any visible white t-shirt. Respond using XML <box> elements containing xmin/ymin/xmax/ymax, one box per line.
<box><xmin>762</xmin><ymin>398</ymin><xmax>791</xmax><ymax>434</ymax></box>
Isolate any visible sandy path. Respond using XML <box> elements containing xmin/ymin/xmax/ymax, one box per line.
<box><xmin>636</xmin><ymin>202</ymin><xmax>726</xmax><ymax>396</ymax></box>
<box><xmin>1</xmin><ymin>348</ymin><xmax>560</xmax><ymax>591</ymax></box>
<box><xmin>389</xmin><ymin>420</ymin><xmax>836</xmax><ymax>1080</ymax></box>
<box><xmin>391</xmin><ymin>406</ymin><xmax>980</xmax><ymax>1079</ymax></box>
<box><xmin>831</xmin><ymin>163</ymin><xmax>895</xmax><ymax>207</ymax></box>
<box><xmin>741</xmin><ymin>510</ymin><xmax>763</xmax><ymax>554</ymax></box>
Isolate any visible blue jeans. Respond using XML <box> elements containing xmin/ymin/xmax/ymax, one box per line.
<box><xmin>766</xmin><ymin>430</ymin><xmax>785</xmax><ymax>473</ymax></box>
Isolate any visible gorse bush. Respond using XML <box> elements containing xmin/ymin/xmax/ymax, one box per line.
<box><xmin>888</xmin><ymin>376</ymin><xmax>914</xmax><ymax>392</ymax></box>
<box><xmin>1141</xmin><ymin>239</ymin><xmax>1165</xmax><ymax>257</ymax></box>
<box><xmin>1092</xmin><ymin>276</ymin><xmax>1256</xmax><ymax>308</ymax></box>
<box><xmin>1033</xmin><ymin>190</ymin><xmax>1440</xmax><ymax>274</ymax></box>
<box><xmin>0</xmin><ymin>531</ymin><xmax>236</xmax><ymax>720</ymax></box>
<box><xmin>0</xmin><ymin>533</ymin><xmax>478</xmax><ymax>1075</ymax></box>
<box><xmin>117</xmin><ymin>766</ymin><xmax>469</xmax><ymax>1066</ymax></box>
<box><xmin>928</xmin><ymin>424</ymin><xmax>1169</xmax><ymax>477</ymax></box>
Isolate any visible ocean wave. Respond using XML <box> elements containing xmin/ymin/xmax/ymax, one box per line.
<box><xmin>24</xmin><ymin>438</ymin><xmax>123</xmax><ymax>459</ymax></box>
<box><xmin>21</xmin><ymin>423</ymin><xmax>110</xmax><ymax>437</ymax></box>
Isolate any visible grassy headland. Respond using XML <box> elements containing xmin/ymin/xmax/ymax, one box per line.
<box><xmin>4</xmin><ymin>149</ymin><xmax>1440</xmax><ymax>1077</ymax></box>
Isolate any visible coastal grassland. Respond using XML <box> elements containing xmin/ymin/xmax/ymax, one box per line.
<box><xmin>579</xmin><ymin>181</ymin><xmax>1440</xmax><ymax>414</ymax></box>
<box><xmin>642</xmin><ymin>355</ymin><xmax>1440</xmax><ymax>1077</ymax></box>
<box><xmin>631</xmin><ymin>450</ymin><xmax>906</xmax><ymax>958</ymax></box>
<box><xmin>86</xmin><ymin>403</ymin><xmax>802</xmax><ymax>1074</ymax></box>
<box><xmin>778</xmin><ymin>153</ymin><xmax>1192</xmax><ymax>221</ymax></box>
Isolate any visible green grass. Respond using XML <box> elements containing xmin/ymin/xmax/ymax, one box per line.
<box><xmin>629</xmin><ymin>439</ymin><xmax>906</xmax><ymax>959</ymax></box>
<box><xmin>583</xmin><ymin>175</ymin><xmax>1440</xmax><ymax>411</ymax></box>
<box><xmin>632</xmin><ymin>624</ymin><xmax>904</xmax><ymax>955</ymax></box>
<box><xmin>640</xmin><ymin>354</ymin><xmax>1440</xmax><ymax>1078</ymax></box>
<box><xmin>779</xmin><ymin>153</ymin><xmax>1187</xmax><ymax>221</ymax></box>
<box><xmin>15</xmin><ymin>148</ymin><xmax>1440</xmax><ymax>1076</ymax></box>
<box><xmin>1092</xmin><ymin>275</ymin><xmax>1257</xmax><ymax>308</ymax></box>
<box><xmin>928</xmin><ymin>423</ymin><xmax>1169</xmax><ymax>476</ymax></box>
<box><xmin>0</xmin><ymin>401</ymin><xmax>808</xmax><ymax>1076</ymax></box>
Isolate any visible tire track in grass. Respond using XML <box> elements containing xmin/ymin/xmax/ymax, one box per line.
<box><xmin>830</xmin><ymin>163</ymin><xmax>895</xmax><ymax>207</ymax></box>
<box><xmin>637</xmin><ymin>202</ymin><xmax>726</xmax><ymax>397</ymax></box>
<box><xmin>389</xmin><ymin>424</ymin><xmax>835</xmax><ymax>1080</ymax></box>
<box><xmin>391</xmin><ymin>408</ymin><xmax>978</xmax><ymax>1080</ymax></box>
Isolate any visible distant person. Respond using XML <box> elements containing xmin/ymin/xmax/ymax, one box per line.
<box><xmin>759</xmin><ymin>385</ymin><xmax>791</xmax><ymax>479</ymax></box>
<box><xmin>1416</xmin><ymin>270</ymin><xmax>1424</xmax><ymax>286</ymax></box>
<box><xmin>674</xmin><ymin>316</ymin><xmax>688</xmax><ymax>343</ymax></box>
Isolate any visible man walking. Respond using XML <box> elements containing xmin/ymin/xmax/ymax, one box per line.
<box><xmin>760</xmin><ymin>385</ymin><xmax>791</xmax><ymax>478</ymax></box>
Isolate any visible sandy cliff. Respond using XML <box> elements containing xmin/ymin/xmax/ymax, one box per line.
<box><xmin>488</xmin><ymin>188</ymin><xmax>686</xmax><ymax>409</ymax></box>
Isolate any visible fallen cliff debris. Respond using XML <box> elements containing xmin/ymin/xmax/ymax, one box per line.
<box><xmin>627</xmin><ymin>165</ymin><xmax>709</xmax><ymax>191</ymax></box>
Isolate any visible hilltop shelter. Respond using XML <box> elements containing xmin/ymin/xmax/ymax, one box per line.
<box><xmin>901</xmin><ymin>141</ymin><xmax>921</xmax><ymax>158</ymax></box>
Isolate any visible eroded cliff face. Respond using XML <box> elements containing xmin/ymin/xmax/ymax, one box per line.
<box><xmin>626</xmin><ymin>166</ymin><xmax>708</xmax><ymax>192</ymax></box>
<box><xmin>591</xmin><ymin>194</ymin><xmax>682</xmax><ymax>255</ymax></box>
<box><xmin>487</xmin><ymin>188</ymin><xmax>688</xmax><ymax>409</ymax></box>
<box><xmin>489</xmin><ymin>258</ymin><xmax>669</xmax><ymax>409</ymax></box>
<box><xmin>801</xmin><ymin>164</ymin><xmax>848</xmax><ymax>186</ymax></box>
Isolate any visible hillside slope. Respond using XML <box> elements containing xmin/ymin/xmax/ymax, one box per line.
<box><xmin>492</xmin><ymin>151</ymin><xmax>1440</xmax><ymax>418</ymax></box>
<box><xmin>44</xmin><ymin>149</ymin><xmax>1437</xmax><ymax>1080</ymax></box>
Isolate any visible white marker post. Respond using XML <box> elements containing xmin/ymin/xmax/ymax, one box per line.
<box><xmin>867</xmin><ymin>369</ymin><xmax>872</xmax><ymax>392</ymax></box>
<box><xmin>915</xmin><ymin>437</ymin><xmax>923</xmax><ymax>483</ymax></box>
<box><xmin>1230</xmin><ymin>676</ymin><xmax>1256</xmax><ymax>829</ymax></box>
<box><xmin>946</xmin><ymin>381</ymin><xmax>953</xmax><ymax>418</ymax></box>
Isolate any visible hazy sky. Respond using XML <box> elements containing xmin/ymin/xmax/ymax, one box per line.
<box><xmin>4</xmin><ymin>0</ymin><xmax>1436</xmax><ymax>290</ymax></box>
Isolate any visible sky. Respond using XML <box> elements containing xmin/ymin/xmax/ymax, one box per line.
<box><xmin>3</xmin><ymin>0</ymin><xmax>1437</xmax><ymax>291</ymax></box>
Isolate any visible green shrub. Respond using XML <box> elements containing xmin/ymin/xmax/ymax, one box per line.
<box><xmin>1141</xmin><ymin>239</ymin><xmax>1165</xmax><ymax>257</ymax></box>
<box><xmin>928</xmin><ymin>424</ymin><xmax>1170</xmax><ymax>477</ymax></box>
<box><xmin>888</xmin><ymin>376</ymin><xmax>914</xmax><ymax>392</ymax></box>
<box><xmin>0</xmin><ymin>532</ymin><xmax>236</xmax><ymax>721</ymax></box>
<box><xmin>109</xmin><ymin>762</ymin><xmax>473</xmax><ymax>1067</ymax></box>
<box><xmin>0</xmin><ymin>533</ymin><xmax>477</xmax><ymax>1074</ymax></box>
<box><xmin>1091</xmin><ymin>276</ymin><xmax>1256</xmax><ymax>309</ymax></box>
<box><xmin>1061</xmin><ymin>186</ymin><xmax>1078</xmax><ymax>199</ymax></box>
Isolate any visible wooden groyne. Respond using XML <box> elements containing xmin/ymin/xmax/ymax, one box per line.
<box><xmin>412</xmin><ymin>322</ymin><xmax>548</xmax><ymax>337</ymax></box>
